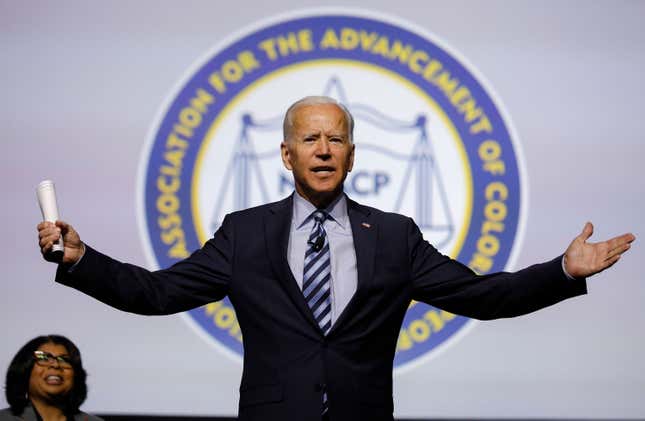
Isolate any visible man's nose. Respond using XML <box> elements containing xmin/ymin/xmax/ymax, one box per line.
<box><xmin>316</xmin><ymin>138</ymin><xmax>331</xmax><ymax>157</ymax></box>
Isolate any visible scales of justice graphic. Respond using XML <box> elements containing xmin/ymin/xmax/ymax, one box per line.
<box><xmin>207</xmin><ymin>77</ymin><xmax>456</xmax><ymax>252</ymax></box>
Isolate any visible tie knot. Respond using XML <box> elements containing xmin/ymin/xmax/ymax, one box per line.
<box><xmin>312</xmin><ymin>210</ymin><xmax>328</xmax><ymax>224</ymax></box>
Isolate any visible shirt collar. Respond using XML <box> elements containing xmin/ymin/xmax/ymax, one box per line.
<box><xmin>293</xmin><ymin>191</ymin><xmax>349</xmax><ymax>231</ymax></box>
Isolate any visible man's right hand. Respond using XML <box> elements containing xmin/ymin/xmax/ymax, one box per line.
<box><xmin>37</xmin><ymin>220</ymin><xmax>84</xmax><ymax>264</ymax></box>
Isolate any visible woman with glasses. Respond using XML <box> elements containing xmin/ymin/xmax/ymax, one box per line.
<box><xmin>0</xmin><ymin>335</ymin><xmax>103</xmax><ymax>421</ymax></box>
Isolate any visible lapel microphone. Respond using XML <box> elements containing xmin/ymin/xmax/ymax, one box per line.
<box><xmin>309</xmin><ymin>235</ymin><xmax>325</xmax><ymax>252</ymax></box>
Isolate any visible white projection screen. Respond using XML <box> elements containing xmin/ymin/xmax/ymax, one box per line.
<box><xmin>1</xmin><ymin>1</ymin><xmax>643</xmax><ymax>419</ymax></box>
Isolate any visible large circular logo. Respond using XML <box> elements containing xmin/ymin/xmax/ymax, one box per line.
<box><xmin>138</xmin><ymin>10</ymin><xmax>526</xmax><ymax>372</ymax></box>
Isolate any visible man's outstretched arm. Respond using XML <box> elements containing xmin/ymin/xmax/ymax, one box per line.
<box><xmin>37</xmin><ymin>218</ymin><xmax>232</xmax><ymax>315</ymax></box>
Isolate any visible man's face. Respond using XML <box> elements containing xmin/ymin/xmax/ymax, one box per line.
<box><xmin>281</xmin><ymin>103</ymin><xmax>355</xmax><ymax>208</ymax></box>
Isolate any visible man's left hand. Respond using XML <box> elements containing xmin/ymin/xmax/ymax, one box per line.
<box><xmin>564</xmin><ymin>222</ymin><xmax>635</xmax><ymax>278</ymax></box>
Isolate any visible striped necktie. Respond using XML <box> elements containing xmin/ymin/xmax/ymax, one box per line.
<box><xmin>303</xmin><ymin>210</ymin><xmax>332</xmax><ymax>334</ymax></box>
<box><xmin>303</xmin><ymin>210</ymin><xmax>332</xmax><ymax>415</ymax></box>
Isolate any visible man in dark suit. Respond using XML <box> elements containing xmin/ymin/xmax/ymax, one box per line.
<box><xmin>37</xmin><ymin>96</ymin><xmax>635</xmax><ymax>421</ymax></box>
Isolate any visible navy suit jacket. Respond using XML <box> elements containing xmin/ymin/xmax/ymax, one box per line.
<box><xmin>56</xmin><ymin>195</ymin><xmax>587</xmax><ymax>421</ymax></box>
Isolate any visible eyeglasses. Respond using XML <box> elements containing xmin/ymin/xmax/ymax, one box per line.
<box><xmin>33</xmin><ymin>350</ymin><xmax>73</xmax><ymax>369</ymax></box>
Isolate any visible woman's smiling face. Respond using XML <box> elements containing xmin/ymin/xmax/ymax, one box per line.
<box><xmin>29</xmin><ymin>342</ymin><xmax>75</xmax><ymax>402</ymax></box>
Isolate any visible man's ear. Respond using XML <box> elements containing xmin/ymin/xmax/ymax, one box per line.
<box><xmin>347</xmin><ymin>143</ymin><xmax>355</xmax><ymax>172</ymax></box>
<box><xmin>280</xmin><ymin>142</ymin><xmax>293</xmax><ymax>171</ymax></box>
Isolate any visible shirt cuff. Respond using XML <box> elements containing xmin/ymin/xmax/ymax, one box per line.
<box><xmin>561</xmin><ymin>255</ymin><xmax>576</xmax><ymax>280</ymax></box>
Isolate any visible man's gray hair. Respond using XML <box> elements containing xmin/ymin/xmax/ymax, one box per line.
<box><xmin>283</xmin><ymin>96</ymin><xmax>354</xmax><ymax>143</ymax></box>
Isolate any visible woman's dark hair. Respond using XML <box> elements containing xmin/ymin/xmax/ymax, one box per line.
<box><xmin>5</xmin><ymin>335</ymin><xmax>88</xmax><ymax>415</ymax></box>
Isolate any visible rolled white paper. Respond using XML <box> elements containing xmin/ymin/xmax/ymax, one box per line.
<box><xmin>37</xmin><ymin>180</ymin><xmax>64</xmax><ymax>254</ymax></box>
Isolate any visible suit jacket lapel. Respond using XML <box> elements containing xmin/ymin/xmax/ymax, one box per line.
<box><xmin>329</xmin><ymin>198</ymin><xmax>377</xmax><ymax>334</ymax></box>
<box><xmin>20</xmin><ymin>405</ymin><xmax>39</xmax><ymax>421</ymax></box>
<box><xmin>265</xmin><ymin>195</ymin><xmax>321</xmax><ymax>332</ymax></box>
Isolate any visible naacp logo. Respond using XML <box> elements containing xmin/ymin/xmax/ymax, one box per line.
<box><xmin>138</xmin><ymin>11</ymin><xmax>526</xmax><ymax>371</ymax></box>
